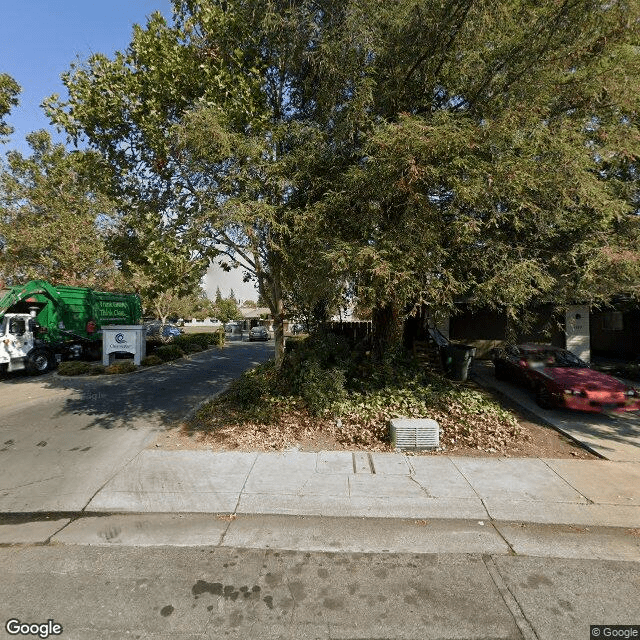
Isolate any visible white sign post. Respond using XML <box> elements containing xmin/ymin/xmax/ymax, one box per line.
<box><xmin>565</xmin><ymin>305</ymin><xmax>590</xmax><ymax>363</ymax></box>
<box><xmin>102</xmin><ymin>325</ymin><xmax>146</xmax><ymax>366</ymax></box>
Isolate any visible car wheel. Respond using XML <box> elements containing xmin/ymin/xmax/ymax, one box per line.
<box><xmin>535</xmin><ymin>384</ymin><xmax>554</xmax><ymax>409</ymax></box>
<box><xmin>27</xmin><ymin>349</ymin><xmax>55</xmax><ymax>375</ymax></box>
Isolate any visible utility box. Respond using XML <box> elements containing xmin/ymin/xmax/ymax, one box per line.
<box><xmin>102</xmin><ymin>325</ymin><xmax>146</xmax><ymax>366</ymax></box>
<box><xmin>390</xmin><ymin>418</ymin><xmax>439</xmax><ymax>451</ymax></box>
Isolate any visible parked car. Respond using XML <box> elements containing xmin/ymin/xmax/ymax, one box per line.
<box><xmin>249</xmin><ymin>326</ymin><xmax>269</xmax><ymax>341</ymax></box>
<box><xmin>144</xmin><ymin>322</ymin><xmax>183</xmax><ymax>338</ymax></box>
<box><xmin>491</xmin><ymin>343</ymin><xmax>640</xmax><ymax>412</ymax></box>
<box><xmin>291</xmin><ymin>323</ymin><xmax>306</xmax><ymax>335</ymax></box>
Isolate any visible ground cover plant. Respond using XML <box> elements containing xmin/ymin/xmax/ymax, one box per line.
<box><xmin>57</xmin><ymin>361</ymin><xmax>105</xmax><ymax>376</ymax></box>
<box><xmin>185</xmin><ymin>332</ymin><xmax>527</xmax><ymax>453</ymax></box>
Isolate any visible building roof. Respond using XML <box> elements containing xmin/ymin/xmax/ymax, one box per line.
<box><xmin>239</xmin><ymin>306</ymin><xmax>271</xmax><ymax>319</ymax></box>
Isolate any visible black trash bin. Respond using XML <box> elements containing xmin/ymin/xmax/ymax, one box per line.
<box><xmin>441</xmin><ymin>343</ymin><xmax>477</xmax><ymax>381</ymax></box>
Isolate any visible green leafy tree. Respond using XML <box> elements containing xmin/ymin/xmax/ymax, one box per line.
<box><xmin>46</xmin><ymin>1</ymin><xmax>329</xmax><ymax>365</ymax></box>
<box><xmin>111</xmin><ymin>212</ymin><xmax>209</xmax><ymax>326</ymax></box>
<box><xmin>171</xmin><ymin>289</ymin><xmax>215</xmax><ymax>321</ymax></box>
<box><xmin>45</xmin><ymin>0</ymin><xmax>640</xmax><ymax>364</ymax></box>
<box><xmin>305</xmin><ymin>0</ymin><xmax>640</xmax><ymax>357</ymax></box>
<box><xmin>214</xmin><ymin>296</ymin><xmax>242</xmax><ymax>324</ymax></box>
<box><xmin>0</xmin><ymin>73</ymin><xmax>20</xmax><ymax>142</ymax></box>
<box><xmin>0</xmin><ymin>130</ymin><xmax>121</xmax><ymax>288</ymax></box>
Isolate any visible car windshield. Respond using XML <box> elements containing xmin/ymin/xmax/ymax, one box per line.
<box><xmin>524</xmin><ymin>350</ymin><xmax>587</xmax><ymax>368</ymax></box>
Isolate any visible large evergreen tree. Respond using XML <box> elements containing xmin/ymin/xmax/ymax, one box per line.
<box><xmin>304</xmin><ymin>0</ymin><xmax>640</xmax><ymax>356</ymax></box>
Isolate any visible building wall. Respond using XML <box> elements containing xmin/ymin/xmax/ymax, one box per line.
<box><xmin>410</xmin><ymin>302</ymin><xmax>639</xmax><ymax>362</ymax></box>
<box><xmin>590</xmin><ymin>309</ymin><xmax>640</xmax><ymax>359</ymax></box>
<box><xmin>448</xmin><ymin>305</ymin><xmax>565</xmax><ymax>358</ymax></box>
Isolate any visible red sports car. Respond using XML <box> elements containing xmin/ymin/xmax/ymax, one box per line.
<box><xmin>491</xmin><ymin>344</ymin><xmax>640</xmax><ymax>412</ymax></box>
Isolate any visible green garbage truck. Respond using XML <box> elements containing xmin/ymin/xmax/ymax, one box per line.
<box><xmin>0</xmin><ymin>280</ymin><xmax>142</xmax><ymax>375</ymax></box>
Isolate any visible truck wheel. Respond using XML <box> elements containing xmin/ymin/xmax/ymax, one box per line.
<box><xmin>27</xmin><ymin>349</ymin><xmax>55</xmax><ymax>375</ymax></box>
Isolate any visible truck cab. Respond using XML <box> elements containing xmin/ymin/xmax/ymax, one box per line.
<box><xmin>0</xmin><ymin>311</ymin><xmax>54</xmax><ymax>374</ymax></box>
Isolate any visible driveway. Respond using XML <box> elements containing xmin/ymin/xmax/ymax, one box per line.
<box><xmin>0</xmin><ymin>342</ymin><xmax>273</xmax><ymax>513</ymax></box>
<box><xmin>472</xmin><ymin>360</ymin><xmax>640</xmax><ymax>462</ymax></box>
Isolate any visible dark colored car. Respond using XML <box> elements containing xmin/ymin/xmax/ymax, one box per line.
<box><xmin>291</xmin><ymin>323</ymin><xmax>306</xmax><ymax>335</ymax></box>
<box><xmin>491</xmin><ymin>344</ymin><xmax>640</xmax><ymax>412</ymax></box>
<box><xmin>144</xmin><ymin>322</ymin><xmax>183</xmax><ymax>338</ymax></box>
<box><xmin>249</xmin><ymin>326</ymin><xmax>269</xmax><ymax>341</ymax></box>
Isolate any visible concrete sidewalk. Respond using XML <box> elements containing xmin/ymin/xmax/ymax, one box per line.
<box><xmin>2</xmin><ymin>449</ymin><xmax>640</xmax><ymax>554</ymax></box>
<box><xmin>77</xmin><ymin>450</ymin><xmax>640</xmax><ymax>528</ymax></box>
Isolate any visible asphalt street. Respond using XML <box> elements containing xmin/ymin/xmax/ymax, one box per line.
<box><xmin>1</xmin><ymin>543</ymin><xmax>638</xmax><ymax>640</ymax></box>
<box><xmin>0</xmin><ymin>341</ymin><xmax>273</xmax><ymax>512</ymax></box>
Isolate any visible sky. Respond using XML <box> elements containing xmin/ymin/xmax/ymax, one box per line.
<box><xmin>1</xmin><ymin>0</ymin><xmax>172</xmax><ymax>155</ymax></box>
<box><xmin>0</xmin><ymin>0</ymin><xmax>260</xmax><ymax>302</ymax></box>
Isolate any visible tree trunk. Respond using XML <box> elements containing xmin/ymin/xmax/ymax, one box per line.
<box><xmin>371</xmin><ymin>299</ymin><xmax>403</xmax><ymax>361</ymax></box>
<box><xmin>270</xmin><ymin>264</ymin><xmax>285</xmax><ymax>368</ymax></box>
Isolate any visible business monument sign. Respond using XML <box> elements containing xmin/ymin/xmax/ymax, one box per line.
<box><xmin>102</xmin><ymin>325</ymin><xmax>146</xmax><ymax>366</ymax></box>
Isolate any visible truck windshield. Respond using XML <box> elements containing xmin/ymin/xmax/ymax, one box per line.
<box><xmin>9</xmin><ymin>318</ymin><xmax>26</xmax><ymax>336</ymax></box>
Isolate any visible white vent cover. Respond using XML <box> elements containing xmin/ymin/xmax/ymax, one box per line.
<box><xmin>390</xmin><ymin>418</ymin><xmax>439</xmax><ymax>451</ymax></box>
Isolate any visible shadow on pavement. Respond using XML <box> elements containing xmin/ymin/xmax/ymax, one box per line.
<box><xmin>35</xmin><ymin>342</ymin><xmax>274</xmax><ymax>431</ymax></box>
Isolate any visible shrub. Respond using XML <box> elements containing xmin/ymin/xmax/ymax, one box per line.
<box><xmin>88</xmin><ymin>364</ymin><xmax>106</xmax><ymax>375</ymax></box>
<box><xmin>141</xmin><ymin>355</ymin><xmax>163</xmax><ymax>367</ymax></box>
<box><xmin>105</xmin><ymin>361</ymin><xmax>138</xmax><ymax>374</ymax></box>
<box><xmin>278</xmin><ymin>331</ymin><xmax>351</xmax><ymax>397</ymax></box>
<box><xmin>153</xmin><ymin>345</ymin><xmax>185</xmax><ymax>362</ymax></box>
<box><xmin>174</xmin><ymin>334</ymin><xmax>201</xmax><ymax>349</ymax></box>
<box><xmin>210</xmin><ymin>328</ymin><xmax>225</xmax><ymax>347</ymax></box>
<box><xmin>225</xmin><ymin>369</ymin><xmax>270</xmax><ymax>408</ymax></box>
<box><xmin>298</xmin><ymin>362</ymin><xmax>346</xmax><ymax>415</ymax></box>
<box><xmin>58</xmin><ymin>361</ymin><xmax>95</xmax><ymax>376</ymax></box>
<box><xmin>184</xmin><ymin>343</ymin><xmax>203</xmax><ymax>354</ymax></box>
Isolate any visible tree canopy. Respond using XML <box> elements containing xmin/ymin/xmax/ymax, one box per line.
<box><xmin>45</xmin><ymin>0</ymin><xmax>640</xmax><ymax>359</ymax></box>
<box><xmin>0</xmin><ymin>130</ymin><xmax>122</xmax><ymax>288</ymax></box>
<box><xmin>0</xmin><ymin>73</ymin><xmax>20</xmax><ymax>142</ymax></box>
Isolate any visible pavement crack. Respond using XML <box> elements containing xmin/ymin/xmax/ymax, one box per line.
<box><xmin>0</xmin><ymin>475</ymin><xmax>63</xmax><ymax>491</ymax></box>
<box><xmin>489</xmin><ymin>519</ymin><xmax>518</xmax><ymax>555</ymax></box>
<box><xmin>367</xmin><ymin>452</ymin><xmax>375</xmax><ymax>474</ymax></box>
<box><xmin>409</xmin><ymin>475</ymin><xmax>434</xmax><ymax>498</ymax></box>
<box><xmin>79</xmin><ymin>449</ymin><xmax>145</xmax><ymax>513</ymax></box>
<box><xmin>541</xmin><ymin>459</ymin><xmax>594</xmax><ymax>504</ymax></box>
<box><xmin>448</xmin><ymin>456</ymin><xmax>492</xmax><ymax>519</ymax></box>
<box><xmin>482</xmin><ymin>555</ymin><xmax>539</xmax><ymax>640</ymax></box>
<box><xmin>43</xmin><ymin>515</ymin><xmax>81</xmax><ymax>545</ymax></box>
<box><xmin>218</xmin><ymin>452</ymin><xmax>259</xmax><ymax>547</ymax></box>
